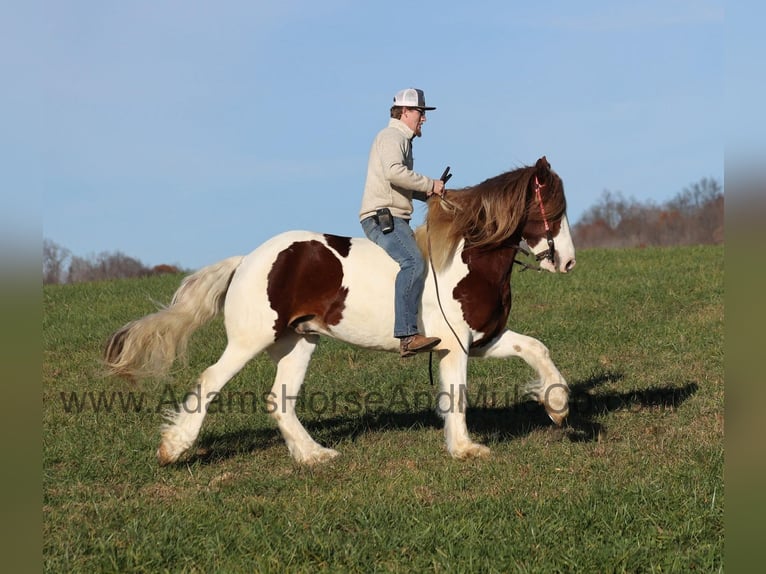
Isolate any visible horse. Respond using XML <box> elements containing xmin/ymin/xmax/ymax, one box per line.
<box><xmin>104</xmin><ymin>156</ymin><xmax>576</xmax><ymax>465</ymax></box>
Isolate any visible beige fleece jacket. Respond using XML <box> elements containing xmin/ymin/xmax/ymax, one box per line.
<box><xmin>359</xmin><ymin>118</ymin><xmax>435</xmax><ymax>221</ymax></box>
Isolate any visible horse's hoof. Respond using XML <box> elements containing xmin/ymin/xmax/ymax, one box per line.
<box><xmin>543</xmin><ymin>383</ymin><xmax>569</xmax><ymax>426</ymax></box>
<box><xmin>156</xmin><ymin>441</ymin><xmax>186</xmax><ymax>466</ymax></box>
<box><xmin>451</xmin><ymin>443</ymin><xmax>491</xmax><ymax>460</ymax></box>
<box><xmin>547</xmin><ymin>408</ymin><xmax>568</xmax><ymax>426</ymax></box>
<box><xmin>156</xmin><ymin>443</ymin><xmax>175</xmax><ymax>466</ymax></box>
<box><xmin>297</xmin><ymin>447</ymin><xmax>340</xmax><ymax>466</ymax></box>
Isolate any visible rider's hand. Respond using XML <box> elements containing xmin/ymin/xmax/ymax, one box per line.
<box><xmin>430</xmin><ymin>179</ymin><xmax>445</xmax><ymax>197</ymax></box>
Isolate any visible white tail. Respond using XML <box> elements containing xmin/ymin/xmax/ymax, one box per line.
<box><xmin>103</xmin><ymin>256</ymin><xmax>243</xmax><ymax>379</ymax></box>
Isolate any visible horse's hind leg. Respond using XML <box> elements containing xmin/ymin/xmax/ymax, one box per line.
<box><xmin>157</xmin><ymin>341</ymin><xmax>258</xmax><ymax>465</ymax></box>
<box><xmin>267</xmin><ymin>333</ymin><xmax>339</xmax><ymax>465</ymax></box>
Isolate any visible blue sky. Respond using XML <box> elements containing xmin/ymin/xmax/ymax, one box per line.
<box><xmin>10</xmin><ymin>1</ymin><xmax>730</xmax><ymax>270</ymax></box>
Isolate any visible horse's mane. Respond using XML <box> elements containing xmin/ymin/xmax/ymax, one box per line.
<box><xmin>415</xmin><ymin>162</ymin><xmax>566</xmax><ymax>270</ymax></box>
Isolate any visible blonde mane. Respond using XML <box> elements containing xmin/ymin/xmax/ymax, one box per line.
<box><xmin>415</xmin><ymin>163</ymin><xmax>565</xmax><ymax>270</ymax></box>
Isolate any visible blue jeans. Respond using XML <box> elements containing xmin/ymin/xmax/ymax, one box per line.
<box><xmin>361</xmin><ymin>215</ymin><xmax>426</xmax><ymax>338</ymax></box>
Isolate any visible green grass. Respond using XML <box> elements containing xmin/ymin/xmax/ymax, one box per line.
<box><xmin>43</xmin><ymin>245</ymin><xmax>724</xmax><ymax>573</ymax></box>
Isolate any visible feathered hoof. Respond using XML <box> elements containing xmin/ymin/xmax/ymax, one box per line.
<box><xmin>295</xmin><ymin>446</ymin><xmax>340</xmax><ymax>466</ymax></box>
<box><xmin>156</xmin><ymin>441</ymin><xmax>187</xmax><ymax>466</ymax></box>
<box><xmin>450</xmin><ymin>443</ymin><xmax>491</xmax><ymax>460</ymax></box>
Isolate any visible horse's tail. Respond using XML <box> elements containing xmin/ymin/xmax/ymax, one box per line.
<box><xmin>103</xmin><ymin>256</ymin><xmax>244</xmax><ymax>380</ymax></box>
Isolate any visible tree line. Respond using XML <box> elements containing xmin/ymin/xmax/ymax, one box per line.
<box><xmin>43</xmin><ymin>240</ymin><xmax>181</xmax><ymax>285</ymax></box>
<box><xmin>571</xmin><ymin>177</ymin><xmax>723</xmax><ymax>248</ymax></box>
<box><xmin>44</xmin><ymin>177</ymin><xmax>723</xmax><ymax>284</ymax></box>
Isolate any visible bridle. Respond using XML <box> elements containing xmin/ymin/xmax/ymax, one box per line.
<box><xmin>512</xmin><ymin>175</ymin><xmax>557</xmax><ymax>272</ymax></box>
<box><xmin>531</xmin><ymin>175</ymin><xmax>556</xmax><ymax>264</ymax></box>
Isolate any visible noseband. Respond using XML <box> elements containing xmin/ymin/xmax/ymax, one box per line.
<box><xmin>532</xmin><ymin>176</ymin><xmax>556</xmax><ymax>264</ymax></box>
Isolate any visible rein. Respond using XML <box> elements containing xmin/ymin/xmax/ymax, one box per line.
<box><xmin>428</xmin><ymin>167</ymin><xmax>469</xmax><ymax>358</ymax></box>
<box><xmin>426</xmin><ymin>167</ymin><xmax>468</xmax><ymax>385</ymax></box>
<box><xmin>512</xmin><ymin>243</ymin><xmax>545</xmax><ymax>272</ymax></box>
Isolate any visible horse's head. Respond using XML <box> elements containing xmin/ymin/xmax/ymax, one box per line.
<box><xmin>419</xmin><ymin>157</ymin><xmax>577</xmax><ymax>273</ymax></box>
<box><xmin>521</xmin><ymin>157</ymin><xmax>576</xmax><ymax>273</ymax></box>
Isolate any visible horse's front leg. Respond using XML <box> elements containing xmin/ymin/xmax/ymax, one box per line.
<box><xmin>472</xmin><ymin>329</ymin><xmax>569</xmax><ymax>425</ymax></box>
<box><xmin>438</xmin><ymin>348</ymin><xmax>491</xmax><ymax>459</ymax></box>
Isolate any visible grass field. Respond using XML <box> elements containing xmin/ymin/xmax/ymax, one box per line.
<box><xmin>43</xmin><ymin>245</ymin><xmax>724</xmax><ymax>573</ymax></box>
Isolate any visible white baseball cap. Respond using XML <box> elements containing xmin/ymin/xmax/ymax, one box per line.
<box><xmin>392</xmin><ymin>88</ymin><xmax>436</xmax><ymax>110</ymax></box>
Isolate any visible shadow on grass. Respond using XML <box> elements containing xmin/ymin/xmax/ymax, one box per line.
<box><xmin>563</xmin><ymin>373</ymin><xmax>699</xmax><ymax>442</ymax></box>
<box><xmin>190</xmin><ymin>370</ymin><xmax>699</xmax><ymax>464</ymax></box>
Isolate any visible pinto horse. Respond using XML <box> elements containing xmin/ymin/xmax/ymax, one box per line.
<box><xmin>104</xmin><ymin>156</ymin><xmax>576</xmax><ymax>465</ymax></box>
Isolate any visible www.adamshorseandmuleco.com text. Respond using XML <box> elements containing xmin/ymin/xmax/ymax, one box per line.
<box><xmin>56</xmin><ymin>382</ymin><xmax>685</xmax><ymax>417</ymax></box>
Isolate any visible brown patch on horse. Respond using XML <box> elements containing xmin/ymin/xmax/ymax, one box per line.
<box><xmin>267</xmin><ymin>240</ymin><xmax>349</xmax><ymax>337</ymax></box>
<box><xmin>323</xmin><ymin>234</ymin><xmax>352</xmax><ymax>258</ymax></box>
<box><xmin>415</xmin><ymin>157</ymin><xmax>566</xmax><ymax>271</ymax></box>
<box><xmin>453</xmin><ymin>244</ymin><xmax>518</xmax><ymax>347</ymax></box>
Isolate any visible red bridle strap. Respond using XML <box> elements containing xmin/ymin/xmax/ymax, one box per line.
<box><xmin>534</xmin><ymin>176</ymin><xmax>551</xmax><ymax>233</ymax></box>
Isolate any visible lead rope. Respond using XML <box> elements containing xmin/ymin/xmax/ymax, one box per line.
<box><xmin>427</xmin><ymin>167</ymin><xmax>468</xmax><ymax>385</ymax></box>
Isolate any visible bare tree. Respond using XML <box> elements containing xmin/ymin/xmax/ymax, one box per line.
<box><xmin>44</xmin><ymin>240</ymin><xmax>184</xmax><ymax>283</ymax></box>
<box><xmin>668</xmin><ymin>177</ymin><xmax>722</xmax><ymax>216</ymax></box>
<box><xmin>67</xmin><ymin>251</ymin><xmax>150</xmax><ymax>283</ymax></box>
<box><xmin>43</xmin><ymin>239</ymin><xmax>70</xmax><ymax>284</ymax></box>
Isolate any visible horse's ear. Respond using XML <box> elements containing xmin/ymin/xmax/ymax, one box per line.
<box><xmin>535</xmin><ymin>156</ymin><xmax>551</xmax><ymax>179</ymax></box>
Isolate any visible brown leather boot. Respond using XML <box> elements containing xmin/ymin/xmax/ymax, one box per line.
<box><xmin>399</xmin><ymin>334</ymin><xmax>441</xmax><ymax>358</ymax></box>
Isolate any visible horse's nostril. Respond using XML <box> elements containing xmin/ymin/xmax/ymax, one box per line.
<box><xmin>565</xmin><ymin>259</ymin><xmax>576</xmax><ymax>272</ymax></box>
